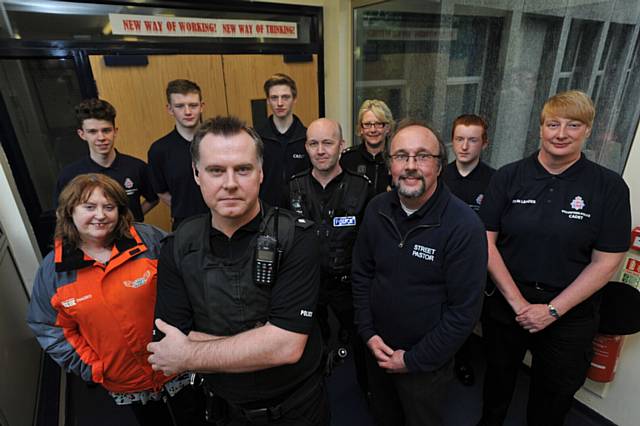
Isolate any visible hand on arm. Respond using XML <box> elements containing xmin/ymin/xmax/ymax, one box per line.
<box><xmin>147</xmin><ymin>319</ymin><xmax>308</xmax><ymax>376</ymax></box>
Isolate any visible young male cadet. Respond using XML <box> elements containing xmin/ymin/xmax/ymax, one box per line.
<box><xmin>287</xmin><ymin>118</ymin><xmax>371</xmax><ymax>392</ymax></box>
<box><xmin>257</xmin><ymin>73</ymin><xmax>310</xmax><ymax>207</ymax></box>
<box><xmin>148</xmin><ymin>116</ymin><xmax>328</xmax><ymax>425</ymax></box>
<box><xmin>147</xmin><ymin>79</ymin><xmax>208</xmax><ymax>230</ymax></box>
<box><xmin>442</xmin><ymin>114</ymin><xmax>495</xmax><ymax>386</ymax></box>
<box><xmin>55</xmin><ymin>98</ymin><xmax>158</xmax><ymax>222</ymax></box>
<box><xmin>351</xmin><ymin>119</ymin><xmax>487</xmax><ymax>425</ymax></box>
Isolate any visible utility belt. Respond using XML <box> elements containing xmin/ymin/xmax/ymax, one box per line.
<box><xmin>202</xmin><ymin>371</ymin><xmax>322</xmax><ymax>425</ymax></box>
<box><xmin>323</xmin><ymin>273</ymin><xmax>351</xmax><ymax>285</ymax></box>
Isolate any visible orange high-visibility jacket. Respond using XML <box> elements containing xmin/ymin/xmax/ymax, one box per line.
<box><xmin>27</xmin><ymin>223</ymin><xmax>171</xmax><ymax>393</ymax></box>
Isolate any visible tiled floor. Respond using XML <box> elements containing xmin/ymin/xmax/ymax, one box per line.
<box><xmin>66</xmin><ymin>334</ymin><xmax>614</xmax><ymax>425</ymax></box>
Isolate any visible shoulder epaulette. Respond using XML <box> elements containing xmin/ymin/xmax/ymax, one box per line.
<box><xmin>344</xmin><ymin>167</ymin><xmax>372</xmax><ymax>184</ymax></box>
<box><xmin>294</xmin><ymin>216</ymin><xmax>314</xmax><ymax>230</ymax></box>
<box><xmin>342</xmin><ymin>145</ymin><xmax>359</xmax><ymax>155</ymax></box>
<box><xmin>289</xmin><ymin>169</ymin><xmax>311</xmax><ymax>181</ymax></box>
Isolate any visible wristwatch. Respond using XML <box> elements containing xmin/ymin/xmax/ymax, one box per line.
<box><xmin>547</xmin><ymin>304</ymin><xmax>560</xmax><ymax>319</ymax></box>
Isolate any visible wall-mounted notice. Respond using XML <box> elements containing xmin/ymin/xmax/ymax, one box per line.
<box><xmin>109</xmin><ymin>13</ymin><xmax>298</xmax><ymax>39</ymax></box>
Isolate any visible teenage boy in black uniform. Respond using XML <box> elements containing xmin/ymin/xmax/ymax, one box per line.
<box><xmin>341</xmin><ymin>99</ymin><xmax>394</xmax><ymax>195</ymax></box>
<box><xmin>478</xmin><ymin>91</ymin><xmax>631</xmax><ymax>426</ymax></box>
<box><xmin>288</xmin><ymin>118</ymin><xmax>371</xmax><ymax>392</ymax></box>
<box><xmin>442</xmin><ymin>114</ymin><xmax>495</xmax><ymax>386</ymax></box>
<box><xmin>352</xmin><ymin>119</ymin><xmax>487</xmax><ymax>425</ymax></box>
<box><xmin>257</xmin><ymin>73</ymin><xmax>310</xmax><ymax>207</ymax></box>
<box><xmin>147</xmin><ymin>79</ymin><xmax>208</xmax><ymax>230</ymax></box>
<box><xmin>55</xmin><ymin>98</ymin><xmax>158</xmax><ymax>222</ymax></box>
<box><xmin>148</xmin><ymin>116</ymin><xmax>328</xmax><ymax>425</ymax></box>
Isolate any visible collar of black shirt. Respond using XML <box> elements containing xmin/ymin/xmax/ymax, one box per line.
<box><xmin>208</xmin><ymin>211</ymin><xmax>262</xmax><ymax>259</ymax></box>
<box><xmin>530</xmin><ymin>151</ymin><xmax>587</xmax><ymax>181</ymax></box>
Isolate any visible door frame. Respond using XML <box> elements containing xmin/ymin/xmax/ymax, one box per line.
<box><xmin>0</xmin><ymin>0</ymin><xmax>324</xmax><ymax>253</ymax></box>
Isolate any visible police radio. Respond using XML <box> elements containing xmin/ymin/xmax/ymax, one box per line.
<box><xmin>254</xmin><ymin>207</ymin><xmax>281</xmax><ymax>288</ymax></box>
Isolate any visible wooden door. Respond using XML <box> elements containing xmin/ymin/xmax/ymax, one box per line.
<box><xmin>89</xmin><ymin>54</ymin><xmax>228</xmax><ymax>231</ymax></box>
<box><xmin>90</xmin><ymin>53</ymin><xmax>319</xmax><ymax>231</ymax></box>
<box><xmin>222</xmin><ymin>54</ymin><xmax>319</xmax><ymax>126</ymax></box>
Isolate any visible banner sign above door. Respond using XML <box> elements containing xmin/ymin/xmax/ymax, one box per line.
<box><xmin>109</xmin><ymin>13</ymin><xmax>298</xmax><ymax>39</ymax></box>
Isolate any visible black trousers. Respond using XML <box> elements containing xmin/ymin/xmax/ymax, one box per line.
<box><xmin>130</xmin><ymin>384</ymin><xmax>209</xmax><ymax>426</ymax></box>
<box><xmin>479</xmin><ymin>285</ymin><xmax>599</xmax><ymax>426</ymax></box>
<box><xmin>365</xmin><ymin>349</ymin><xmax>452</xmax><ymax>426</ymax></box>
<box><xmin>225</xmin><ymin>373</ymin><xmax>330</xmax><ymax>426</ymax></box>
<box><xmin>317</xmin><ymin>277</ymin><xmax>368</xmax><ymax>394</ymax></box>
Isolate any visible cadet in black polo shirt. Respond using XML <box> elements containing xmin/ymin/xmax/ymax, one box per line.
<box><xmin>147</xmin><ymin>79</ymin><xmax>208</xmax><ymax>230</ymax></box>
<box><xmin>341</xmin><ymin>99</ymin><xmax>395</xmax><ymax>195</ymax></box>
<box><xmin>256</xmin><ymin>73</ymin><xmax>310</xmax><ymax>207</ymax></box>
<box><xmin>55</xmin><ymin>99</ymin><xmax>158</xmax><ymax>222</ymax></box>
<box><xmin>478</xmin><ymin>91</ymin><xmax>631</xmax><ymax>426</ymax></box>
<box><xmin>442</xmin><ymin>114</ymin><xmax>495</xmax><ymax>387</ymax></box>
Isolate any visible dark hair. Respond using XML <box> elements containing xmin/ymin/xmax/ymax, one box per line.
<box><xmin>263</xmin><ymin>73</ymin><xmax>298</xmax><ymax>98</ymax></box>
<box><xmin>190</xmin><ymin>116</ymin><xmax>264</xmax><ymax>166</ymax></box>
<box><xmin>166</xmin><ymin>79</ymin><xmax>202</xmax><ymax>103</ymax></box>
<box><xmin>387</xmin><ymin>119</ymin><xmax>448</xmax><ymax>169</ymax></box>
<box><xmin>451</xmin><ymin>114</ymin><xmax>489</xmax><ymax>145</ymax></box>
<box><xmin>55</xmin><ymin>174</ymin><xmax>133</xmax><ymax>249</ymax></box>
<box><xmin>75</xmin><ymin>99</ymin><xmax>116</xmax><ymax>129</ymax></box>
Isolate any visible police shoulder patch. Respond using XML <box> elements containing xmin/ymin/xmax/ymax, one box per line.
<box><xmin>294</xmin><ymin>217</ymin><xmax>314</xmax><ymax>229</ymax></box>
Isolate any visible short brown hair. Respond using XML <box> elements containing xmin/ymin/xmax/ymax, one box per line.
<box><xmin>263</xmin><ymin>73</ymin><xmax>297</xmax><ymax>98</ymax></box>
<box><xmin>166</xmin><ymin>79</ymin><xmax>202</xmax><ymax>104</ymax></box>
<box><xmin>451</xmin><ymin>114</ymin><xmax>489</xmax><ymax>145</ymax></box>
<box><xmin>75</xmin><ymin>98</ymin><xmax>116</xmax><ymax>129</ymax></box>
<box><xmin>540</xmin><ymin>90</ymin><xmax>595</xmax><ymax>128</ymax></box>
<box><xmin>55</xmin><ymin>174</ymin><xmax>133</xmax><ymax>249</ymax></box>
<box><xmin>191</xmin><ymin>116</ymin><xmax>263</xmax><ymax>166</ymax></box>
<box><xmin>388</xmin><ymin>119</ymin><xmax>448</xmax><ymax>169</ymax></box>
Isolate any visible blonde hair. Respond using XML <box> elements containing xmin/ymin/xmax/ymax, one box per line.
<box><xmin>357</xmin><ymin>99</ymin><xmax>395</xmax><ymax>135</ymax></box>
<box><xmin>540</xmin><ymin>90</ymin><xmax>595</xmax><ymax>127</ymax></box>
<box><xmin>55</xmin><ymin>174</ymin><xmax>133</xmax><ymax>248</ymax></box>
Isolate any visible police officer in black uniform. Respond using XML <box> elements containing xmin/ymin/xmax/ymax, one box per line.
<box><xmin>442</xmin><ymin>114</ymin><xmax>495</xmax><ymax>386</ymax></box>
<box><xmin>148</xmin><ymin>116</ymin><xmax>328</xmax><ymax>425</ymax></box>
<box><xmin>288</xmin><ymin>118</ymin><xmax>371</xmax><ymax>393</ymax></box>
<box><xmin>478</xmin><ymin>91</ymin><xmax>631</xmax><ymax>426</ymax></box>
<box><xmin>341</xmin><ymin>99</ymin><xmax>394</xmax><ymax>195</ymax></box>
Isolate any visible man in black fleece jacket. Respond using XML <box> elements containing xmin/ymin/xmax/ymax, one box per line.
<box><xmin>352</xmin><ymin>119</ymin><xmax>487</xmax><ymax>425</ymax></box>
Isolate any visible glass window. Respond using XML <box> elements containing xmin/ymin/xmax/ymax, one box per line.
<box><xmin>353</xmin><ymin>0</ymin><xmax>640</xmax><ymax>174</ymax></box>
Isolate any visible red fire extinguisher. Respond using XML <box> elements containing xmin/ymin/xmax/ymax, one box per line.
<box><xmin>588</xmin><ymin>335</ymin><xmax>625</xmax><ymax>382</ymax></box>
<box><xmin>587</xmin><ymin>227</ymin><xmax>640</xmax><ymax>383</ymax></box>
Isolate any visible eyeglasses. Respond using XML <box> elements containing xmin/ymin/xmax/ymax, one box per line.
<box><xmin>390</xmin><ymin>153</ymin><xmax>440</xmax><ymax>164</ymax></box>
<box><xmin>361</xmin><ymin>122</ymin><xmax>388</xmax><ymax>130</ymax></box>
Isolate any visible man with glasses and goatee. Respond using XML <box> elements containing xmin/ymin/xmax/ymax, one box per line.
<box><xmin>351</xmin><ymin>119</ymin><xmax>487</xmax><ymax>425</ymax></box>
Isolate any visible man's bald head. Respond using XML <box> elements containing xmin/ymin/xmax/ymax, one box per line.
<box><xmin>305</xmin><ymin>118</ymin><xmax>345</xmax><ymax>175</ymax></box>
